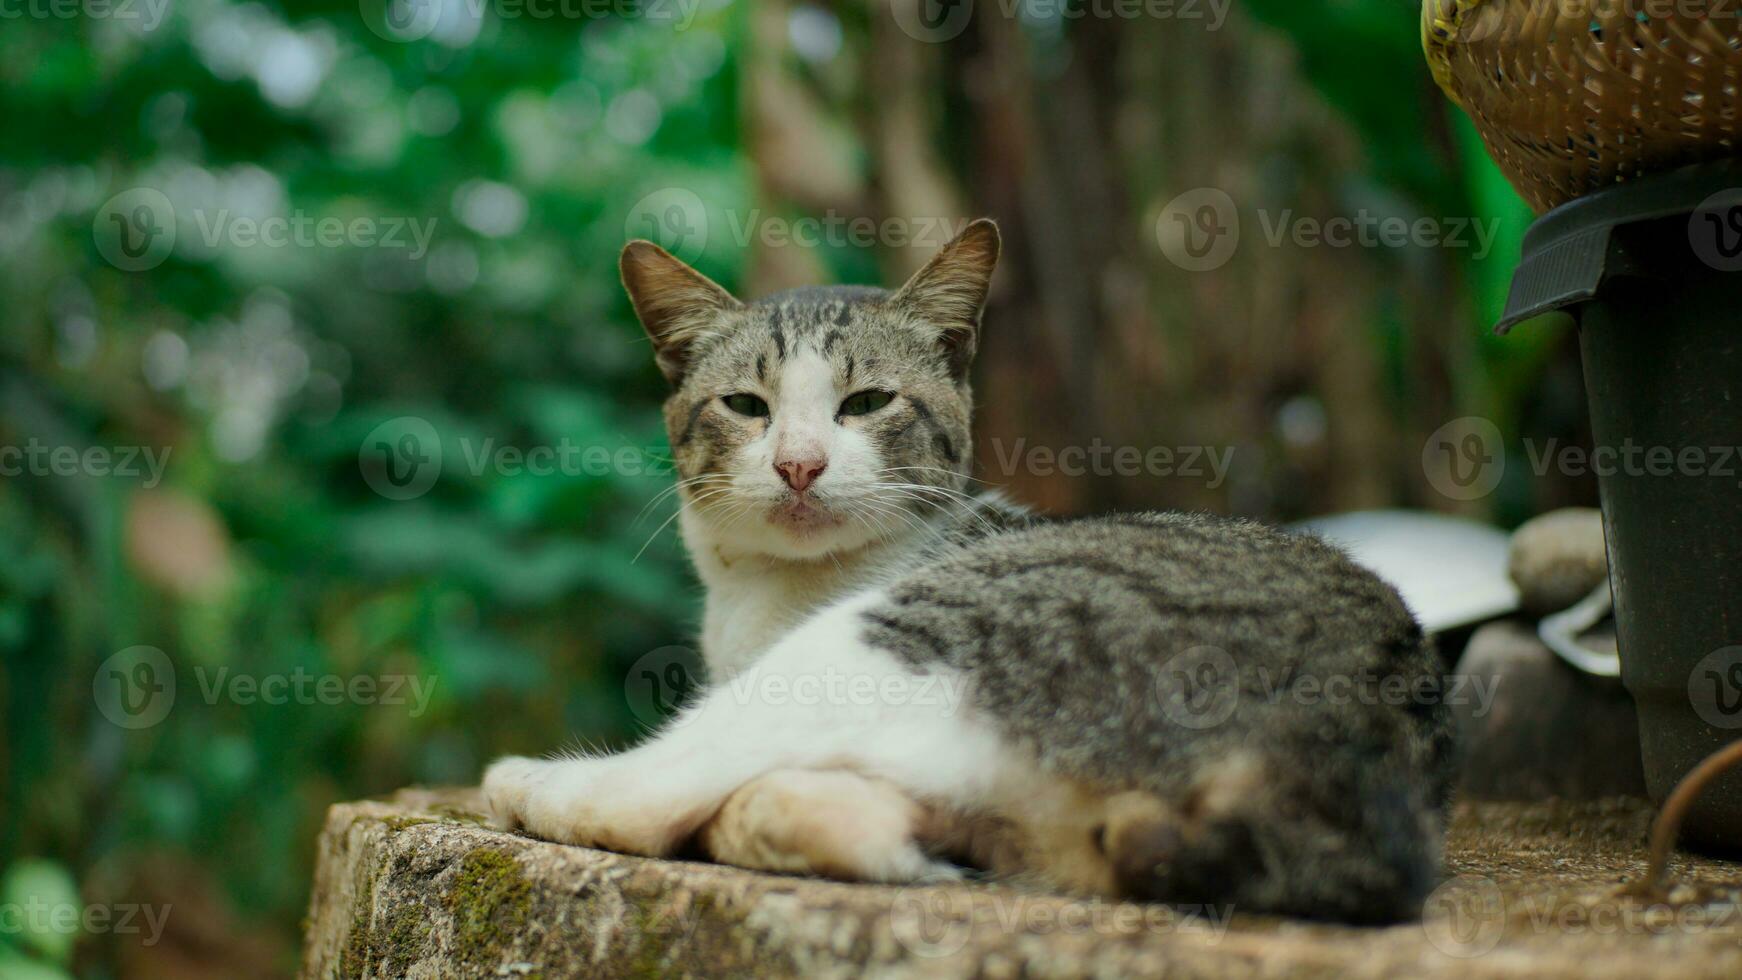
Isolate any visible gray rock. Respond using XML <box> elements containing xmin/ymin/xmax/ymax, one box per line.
<box><xmin>1454</xmin><ymin>619</ymin><xmax>1644</xmax><ymax>800</ymax></box>
<box><xmin>300</xmin><ymin>789</ymin><xmax>1742</xmax><ymax>978</ymax></box>
<box><xmin>1508</xmin><ymin>508</ymin><xmax>1609</xmax><ymax>615</ymax></box>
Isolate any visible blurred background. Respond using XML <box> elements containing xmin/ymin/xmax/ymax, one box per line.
<box><xmin>1</xmin><ymin>0</ymin><xmax>1596</xmax><ymax>975</ymax></box>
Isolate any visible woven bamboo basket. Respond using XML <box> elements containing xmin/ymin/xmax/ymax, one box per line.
<box><xmin>1423</xmin><ymin>1</ymin><xmax>1742</xmax><ymax>212</ymax></box>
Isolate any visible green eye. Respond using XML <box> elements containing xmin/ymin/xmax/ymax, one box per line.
<box><xmin>838</xmin><ymin>390</ymin><xmax>895</xmax><ymax>417</ymax></box>
<box><xmin>721</xmin><ymin>393</ymin><xmax>770</xmax><ymax>418</ymax></box>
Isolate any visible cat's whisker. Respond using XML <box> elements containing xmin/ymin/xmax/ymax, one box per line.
<box><xmin>632</xmin><ymin>484</ymin><xmax>738</xmax><ymax>562</ymax></box>
<box><xmin>634</xmin><ymin>473</ymin><xmax>731</xmax><ymax>526</ymax></box>
<box><xmin>869</xmin><ymin>483</ymin><xmax>1002</xmax><ymax>538</ymax></box>
<box><xmin>857</xmin><ymin>499</ymin><xmax>936</xmax><ymax>544</ymax></box>
<box><xmin>878</xmin><ymin>464</ymin><xmax>993</xmax><ymax>487</ymax></box>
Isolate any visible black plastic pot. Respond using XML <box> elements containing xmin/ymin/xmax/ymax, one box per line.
<box><xmin>1500</xmin><ymin>160</ymin><xmax>1742</xmax><ymax>851</ymax></box>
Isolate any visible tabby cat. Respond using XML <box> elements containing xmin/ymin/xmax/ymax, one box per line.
<box><xmin>484</xmin><ymin>219</ymin><xmax>1454</xmax><ymax>923</ymax></box>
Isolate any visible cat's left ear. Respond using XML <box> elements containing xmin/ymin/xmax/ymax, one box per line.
<box><xmin>891</xmin><ymin>218</ymin><xmax>1000</xmax><ymax>380</ymax></box>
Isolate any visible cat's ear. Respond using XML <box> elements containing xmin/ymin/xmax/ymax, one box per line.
<box><xmin>891</xmin><ymin>218</ymin><xmax>1000</xmax><ymax>380</ymax></box>
<box><xmin>620</xmin><ymin>240</ymin><xmax>743</xmax><ymax>384</ymax></box>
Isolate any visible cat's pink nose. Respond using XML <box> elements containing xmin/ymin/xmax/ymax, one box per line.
<box><xmin>776</xmin><ymin>457</ymin><xmax>827</xmax><ymax>493</ymax></box>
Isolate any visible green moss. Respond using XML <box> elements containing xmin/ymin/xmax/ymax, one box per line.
<box><xmin>430</xmin><ymin>803</ymin><xmax>489</xmax><ymax>825</ymax></box>
<box><xmin>340</xmin><ymin>862</ymin><xmax>382</xmax><ymax>977</ymax></box>
<box><xmin>380</xmin><ymin>900</ymin><xmax>433</xmax><ymax>975</ymax></box>
<box><xmin>335</xmin><ymin>852</ymin><xmax>438</xmax><ymax>977</ymax></box>
<box><xmin>442</xmin><ymin>848</ymin><xmax>534</xmax><ymax>972</ymax></box>
<box><xmin>381</xmin><ymin>815</ymin><xmax>436</xmax><ymax>833</ymax></box>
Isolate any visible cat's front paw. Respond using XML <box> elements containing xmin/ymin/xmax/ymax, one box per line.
<box><xmin>481</xmin><ymin>755</ymin><xmax>547</xmax><ymax>834</ymax></box>
<box><xmin>480</xmin><ymin>755</ymin><xmax>694</xmax><ymax>857</ymax></box>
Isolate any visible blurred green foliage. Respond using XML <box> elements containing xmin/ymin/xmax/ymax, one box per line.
<box><xmin>0</xmin><ymin>1</ymin><xmax>1559</xmax><ymax>976</ymax></box>
<box><xmin>2</xmin><ymin>2</ymin><xmax>747</xmax><ymax>974</ymax></box>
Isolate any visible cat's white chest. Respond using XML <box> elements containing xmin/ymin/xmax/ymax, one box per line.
<box><xmin>698</xmin><ymin>556</ymin><xmax>888</xmax><ymax>678</ymax></box>
<box><xmin>684</xmin><ymin>514</ymin><xmax>913</xmax><ymax>679</ymax></box>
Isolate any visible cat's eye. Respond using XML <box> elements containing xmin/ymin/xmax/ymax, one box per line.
<box><xmin>838</xmin><ymin>389</ymin><xmax>895</xmax><ymax>417</ymax></box>
<box><xmin>721</xmin><ymin>393</ymin><xmax>770</xmax><ymax>418</ymax></box>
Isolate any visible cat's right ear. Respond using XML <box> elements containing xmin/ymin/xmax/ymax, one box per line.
<box><xmin>620</xmin><ymin>241</ymin><xmax>742</xmax><ymax>385</ymax></box>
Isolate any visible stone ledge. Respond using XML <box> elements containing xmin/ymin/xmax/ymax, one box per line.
<box><xmin>302</xmin><ymin>789</ymin><xmax>1742</xmax><ymax>979</ymax></box>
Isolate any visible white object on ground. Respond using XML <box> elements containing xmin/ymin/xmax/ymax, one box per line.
<box><xmin>1294</xmin><ymin>509</ymin><xmax>1520</xmax><ymax>634</ymax></box>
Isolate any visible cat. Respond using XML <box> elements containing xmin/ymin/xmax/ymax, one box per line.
<box><xmin>483</xmin><ymin>219</ymin><xmax>1455</xmax><ymax>923</ymax></box>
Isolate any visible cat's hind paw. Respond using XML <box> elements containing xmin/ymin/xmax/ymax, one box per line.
<box><xmin>698</xmin><ymin>769</ymin><xmax>952</xmax><ymax>885</ymax></box>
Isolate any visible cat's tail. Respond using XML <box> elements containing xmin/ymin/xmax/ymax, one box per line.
<box><xmin>1103</xmin><ymin>748</ymin><xmax>1444</xmax><ymax>924</ymax></box>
